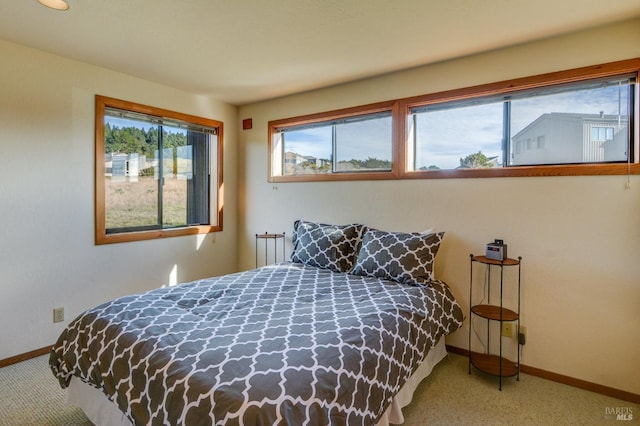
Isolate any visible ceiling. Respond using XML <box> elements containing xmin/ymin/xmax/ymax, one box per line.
<box><xmin>1</xmin><ymin>0</ymin><xmax>639</xmax><ymax>105</ymax></box>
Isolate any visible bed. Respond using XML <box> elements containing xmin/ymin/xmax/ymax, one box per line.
<box><xmin>50</xmin><ymin>221</ymin><xmax>464</xmax><ymax>425</ymax></box>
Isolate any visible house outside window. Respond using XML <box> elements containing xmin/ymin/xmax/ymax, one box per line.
<box><xmin>512</xmin><ymin>114</ymin><xmax>629</xmax><ymax>165</ymax></box>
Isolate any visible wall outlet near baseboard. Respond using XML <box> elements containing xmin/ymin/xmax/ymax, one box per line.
<box><xmin>53</xmin><ymin>307</ymin><xmax>64</xmax><ymax>323</ymax></box>
<box><xmin>501</xmin><ymin>322</ymin><xmax>514</xmax><ymax>338</ymax></box>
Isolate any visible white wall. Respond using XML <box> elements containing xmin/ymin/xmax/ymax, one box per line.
<box><xmin>0</xmin><ymin>39</ymin><xmax>238</xmax><ymax>359</ymax></box>
<box><xmin>238</xmin><ymin>19</ymin><xmax>640</xmax><ymax>394</ymax></box>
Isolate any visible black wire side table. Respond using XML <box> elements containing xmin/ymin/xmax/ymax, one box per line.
<box><xmin>468</xmin><ymin>254</ymin><xmax>522</xmax><ymax>391</ymax></box>
<box><xmin>255</xmin><ymin>232</ymin><xmax>285</xmax><ymax>268</ymax></box>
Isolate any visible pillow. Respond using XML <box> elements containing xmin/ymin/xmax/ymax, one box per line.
<box><xmin>290</xmin><ymin>220</ymin><xmax>365</xmax><ymax>273</ymax></box>
<box><xmin>351</xmin><ymin>230</ymin><xmax>444</xmax><ymax>285</ymax></box>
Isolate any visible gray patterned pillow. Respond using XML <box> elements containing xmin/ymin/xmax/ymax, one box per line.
<box><xmin>290</xmin><ymin>220</ymin><xmax>365</xmax><ymax>273</ymax></box>
<box><xmin>351</xmin><ymin>230</ymin><xmax>444</xmax><ymax>285</ymax></box>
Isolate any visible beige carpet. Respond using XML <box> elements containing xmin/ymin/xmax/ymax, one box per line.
<box><xmin>0</xmin><ymin>354</ymin><xmax>91</xmax><ymax>426</ymax></box>
<box><xmin>0</xmin><ymin>352</ymin><xmax>637</xmax><ymax>425</ymax></box>
<box><xmin>402</xmin><ymin>354</ymin><xmax>639</xmax><ymax>425</ymax></box>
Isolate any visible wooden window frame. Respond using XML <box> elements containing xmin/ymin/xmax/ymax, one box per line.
<box><xmin>399</xmin><ymin>58</ymin><xmax>640</xmax><ymax>179</ymax></box>
<box><xmin>95</xmin><ymin>95</ymin><xmax>224</xmax><ymax>245</ymax></box>
<box><xmin>267</xmin><ymin>58</ymin><xmax>640</xmax><ymax>182</ymax></box>
<box><xmin>268</xmin><ymin>101</ymin><xmax>401</xmax><ymax>183</ymax></box>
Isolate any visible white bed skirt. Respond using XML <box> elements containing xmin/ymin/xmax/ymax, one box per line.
<box><xmin>67</xmin><ymin>337</ymin><xmax>447</xmax><ymax>426</ymax></box>
<box><xmin>377</xmin><ymin>337</ymin><xmax>446</xmax><ymax>426</ymax></box>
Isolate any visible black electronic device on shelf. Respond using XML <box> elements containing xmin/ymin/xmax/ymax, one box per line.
<box><xmin>486</xmin><ymin>239</ymin><xmax>507</xmax><ymax>261</ymax></box>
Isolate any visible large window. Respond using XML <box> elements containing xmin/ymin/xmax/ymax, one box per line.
<box><xmin>95</xmin><ymin>96</ymin><xmax>223</xmax><ymax>244</ymax></box>
<box><xmin>269</xmin><ymin>58</ymin><xmax>639</xmax><ymax>182</ymax></box>
<box><xmin>407</xmin><ymin>76</ymin><xmax>634</xmax><ymax>171</ymax></box>
<box><xmin>269</xmin><ymin>101</ymin><xmax>397</xmax><ymax>182</ymax></box>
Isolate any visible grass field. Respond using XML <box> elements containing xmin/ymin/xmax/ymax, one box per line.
<box><xmin>105</xmin><ymin>176</ymin><xmax>187</xmax><ymax>230</ymax></box>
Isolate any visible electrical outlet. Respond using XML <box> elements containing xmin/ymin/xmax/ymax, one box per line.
<box><xmin>501</xmin><ymin>322</ymin><xmax>514</xmax><ymax>338</ymax></box>
<box><xmin>53</xmin><ymin>307</ymin><xmax>64</xmax><ymax>323</ymax></box>
<box><xmin>518</xmin><ymin>325</ymin><xmax>527</xmax><ymax>345</ymax></box>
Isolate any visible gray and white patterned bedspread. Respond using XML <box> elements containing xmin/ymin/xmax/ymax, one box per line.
<box><xmin>50</xmin><ymin>262</ymin><xmax>464</xmax><ymax>425</ymax></box>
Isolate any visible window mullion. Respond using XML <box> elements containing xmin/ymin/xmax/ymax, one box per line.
<box><xmin>331</xmin><ymin>124</ymin><xmax>337</xmax><ymax>173</ymax></box>
<box><xmin>412</xmin><ymin>113</ymin><xmax>417</xmax><ymax>171</ymax></box>
<box><xmin>503</xmin><ymin>101</ymin><xmax>511</xmax><ymax>166</ymax></box>
<box><xmin>281</xmin><ymin>133</ymin><xmax>286</xmax><ymax>176</ymax></box>
<box><xmin>157</xmin><ymin>124</ymin><xmax>164</xmax><ymax>228</ymax></box>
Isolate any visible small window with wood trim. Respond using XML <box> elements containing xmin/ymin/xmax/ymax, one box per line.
<box><xmin>95</xmin><ymin>96</ymin><xmax>223</xmax><ymax>244</ymax></box>
<box><xmin>269</xmin><ymin>102</ymin><xmax>398</xmax><ymax>182</ymax></box>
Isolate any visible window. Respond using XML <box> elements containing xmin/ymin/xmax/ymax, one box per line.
<box><xmin>402</xmin><ymin>59</ymin><xmax>639</xmax><ymax>178</ymax></box>
<box><xmin>95</xmin><ymin>96</ymin><xmax>223</xmax><ymax>244</ymax></box>
<box><xmin>407</xmin><ymin>99</ymin><xmax>504</xmax><ymax>171</ymax></box>
<box><xmin>591</xmin><ymin>127</ymin><xmax>614</xmax><ymax>141</ymax></box>
<box><xmin>268</xmin><ymin>58</ymin><xmax>639</xmax><ymax>182</ymax></box>
<box><xmin>508</xmin><ymin>79</ymin><xmax>632</xmax><ymax>166</ymax></box>
<box><xmin>407</xmin><ymin>75</ymin><xmax>635</xmax><ymax>172</ymax></box>
<box><xmin>269</xmin><ymin>101</ymin><xmax>397</xmax><ymax>182</ymax></box>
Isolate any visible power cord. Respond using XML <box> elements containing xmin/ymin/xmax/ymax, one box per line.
<box><xmin>471</xmin><ymin>266</ymin><xmax>489</xmax><ymax>352</ymax></box>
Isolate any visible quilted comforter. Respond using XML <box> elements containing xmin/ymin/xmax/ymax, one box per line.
<box><xmin>50</xmin><ymin>262</ymin><xmax>464</xmax><ymax>425</ymax></box>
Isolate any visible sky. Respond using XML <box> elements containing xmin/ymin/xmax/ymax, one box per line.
<box><xmin>283</xmin><ymin>115</ymin><xmax>392</xmax><ymax>162</ymax></box>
